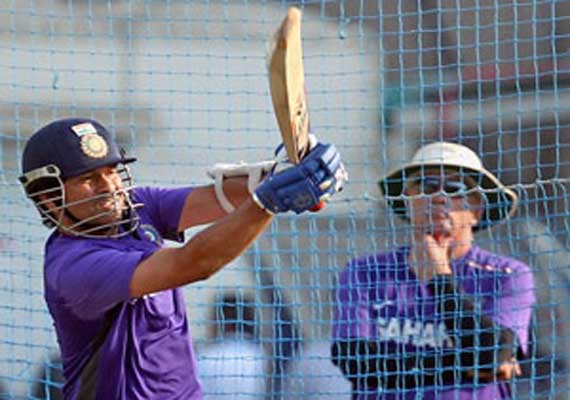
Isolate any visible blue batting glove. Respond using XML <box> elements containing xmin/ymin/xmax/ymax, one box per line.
<box><xmin>252</xmin><ymin>142</ymin><xmax>347</xmax><ymax>214</ymax></box>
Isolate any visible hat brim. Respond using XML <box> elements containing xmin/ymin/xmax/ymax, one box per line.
<box><xmin>378</xmin><ymin>162</ymin><xmax>518</xmax><ymax>231</ymax></box>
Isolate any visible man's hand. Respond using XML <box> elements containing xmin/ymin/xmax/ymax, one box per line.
<box><xmin>253</xmin><ymin>141</ymin><xmax>346</xmax><ymax>214</ymax></box>
<box><xmin>423</xmin><ymin>234</ymin><xmax>453</xmax><ymax>273</ymax></box>
<box><xmin>495</xmin><ymin>359</ymin><xmax>522</xmax><ymax>380</ymax></box>
<box><xmin>464</xmin><ymin>358</ymin><xmax>522</xmax><ymax>383</ymax></box>
<box><xmin>411</xmin><ymin>232</ymin><xmax>453</xmax><ymax>281</ymax></box>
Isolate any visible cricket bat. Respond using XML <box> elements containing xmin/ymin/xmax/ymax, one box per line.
<box><xmin>267</xmin><ymin>7</ymin><xmax>310</xmax><ymax>165</ymax></box>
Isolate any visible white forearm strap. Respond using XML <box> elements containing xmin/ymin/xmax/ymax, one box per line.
<box><xmin>206</xmin><ymin>160</ymin><xmax>275</xmax><ymax>213</ymax></box>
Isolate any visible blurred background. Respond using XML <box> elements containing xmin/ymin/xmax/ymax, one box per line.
<box><xmin>1</xmin><ymin>1</ymin><xmax>570</xmax><ymax>399</ymax></box>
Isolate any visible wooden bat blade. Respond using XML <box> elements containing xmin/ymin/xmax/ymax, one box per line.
<box><xmin>267</xmin><ymin>7</ymin><xmax>309</xmax><ymax>164</ymax></box>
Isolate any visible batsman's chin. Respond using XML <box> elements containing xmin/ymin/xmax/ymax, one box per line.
<box><xmin>88</xmin><ymin>206</ymin><xmax>125</xmax><ymax>226</ymax></box>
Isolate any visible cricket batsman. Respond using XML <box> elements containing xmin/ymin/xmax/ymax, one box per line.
<box><xmin>19</xmin><ymin>117</ymin><xmax>346</xmax><ymax>399</ymax></box>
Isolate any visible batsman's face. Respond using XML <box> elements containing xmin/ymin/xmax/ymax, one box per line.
<box><xmin>63</xmin><ymin>165</ymin><xmax>127</xmax><ymax>226</ymax></box>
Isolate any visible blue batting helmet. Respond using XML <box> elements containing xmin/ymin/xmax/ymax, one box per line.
<box><xmin>20</xmin><ymin>117</ymin><xmax>136</xmax><ymax>181</ymax></box>
<box><xmin>19</xmin><ymin>118</ymin><xmax>140</xmax><ymax>237</ymax></box>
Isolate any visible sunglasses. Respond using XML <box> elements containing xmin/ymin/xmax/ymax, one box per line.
<box><xmin>408</xmin><ymin>176</ymin><xmax>472</xmax><ymax>196</ymax></box>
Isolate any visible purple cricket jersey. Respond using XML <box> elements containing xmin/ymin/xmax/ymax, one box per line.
<box><xmin>43</xmin><ymin>186</ymin><xmax>203</xmax><ymax>400</ymax></box>
<box><xmin>332</xmin><ymin>245</ymin><xmax>536</xmax><ymax>400</ymax></box>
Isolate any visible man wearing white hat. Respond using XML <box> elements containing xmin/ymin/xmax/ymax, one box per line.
<box><xmin>331</xmin><ymin>142</ymin><xmax>536</xmax><ymax>399</ymax></box>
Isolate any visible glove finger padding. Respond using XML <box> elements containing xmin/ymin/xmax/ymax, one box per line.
<box><xmin>253</xmin><ymin>142</ymin><xmax>347</xmax><ymax>214</ymax></box>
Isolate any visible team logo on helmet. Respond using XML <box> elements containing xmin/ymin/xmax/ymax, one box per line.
<box><xmin>71</xmin><ymin>122</ymin><xmax>109</xmax><ymax>159</ymax></box>
<box><xmin>71</xmin><ymin>122</ymin><xmax>98</xmax><ymax>137</ymax></box>
<box><xmin>80</xmin><ymin>133</ymin><xmax>109</xmax><ymax>159</ymax></box>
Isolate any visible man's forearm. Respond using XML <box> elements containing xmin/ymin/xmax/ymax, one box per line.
<box><xmin>428</xmin><ymin>274</ymin><xmax>517</xmax><ymax>367</ymax></box>
<box><xmin>331</xmin><ymin>340</ymin><xmax>458</xmax><ymax>390</ymax></box>
<box><xmin>332</xmin><ymin>277</ymin><xmax>518</xmax><ymax>390</ymax></box>
<box><xmin>220</xmin><ymin>177</ymin><xmax>252</xmax><ymax>207</ymax></box>
<box><xmin>130</xmin><ymin>198</ymin><xmax>271</xmax><ymax>297</ymax></box>
<box><xmin>180</xmin><ymin>198</ymin><xmax>272</xmax><ymax>281</ymax></box>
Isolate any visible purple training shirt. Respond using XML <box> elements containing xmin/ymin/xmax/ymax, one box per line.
<box><xmin>332</xmin><ymin>245</ymin><xmax>536</xmax><ymax>400</ymax></box>
<box><xmin>43</xmin><ymin>186</ymin><xmax>202</xmax><ymax>400</ymax></box>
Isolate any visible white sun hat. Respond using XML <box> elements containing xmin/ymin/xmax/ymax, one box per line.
<box><xmin>378</xmin><ymin>142</ymin><xmax>518</xmax><ymax>230</ymax></box>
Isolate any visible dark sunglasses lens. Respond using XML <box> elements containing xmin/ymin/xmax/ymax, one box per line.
<box><xmin>416</xmin><ymin>177</ymin><xmax>468</xmax><ymax>195</ymax></box>
<box><xmin>443</xmin><ymin>181</ymin><xmax>468</xmax><ymax>194</ymax></box>
<box><xmin>417</xmin><ymin>177</ymin><xmax>440</xmax><ymax>194</ymax></box>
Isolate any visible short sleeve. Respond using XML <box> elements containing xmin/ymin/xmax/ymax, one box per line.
<box><xmin>53</xmin><ymin>246</ymin><xmax>154</xmax><ymax>320</ymax></box>
<box><xmin>134</xmin><ymin>186</ymin><xmax>194</xmax><ymax>241</ymax></box>
<box><xmin>494</xmin><ymin>262</ymin><xmax>536</xmax><ymax>355</ymax></box>
<box><xmin>332</xmin><ymin>263</ymin><xmax>375</xmax><ymax>341</ymax></box>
